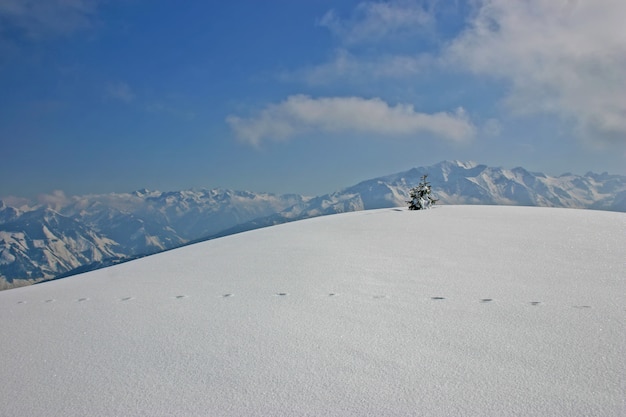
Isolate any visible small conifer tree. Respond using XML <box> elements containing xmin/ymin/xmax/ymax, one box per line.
<box><xmin>407</xmin><ymin>174</ymin><xmax>438</xmax><ymax>210</ymax></box>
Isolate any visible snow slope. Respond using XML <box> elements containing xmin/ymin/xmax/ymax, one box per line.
<box><xmin>0</xmin><ymin>206</ymin><xmax>624</xmax><ymax>416</ymax></box>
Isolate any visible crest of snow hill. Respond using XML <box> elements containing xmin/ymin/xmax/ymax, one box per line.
<box><xmin>1</xmin><ymin>161</ymin><xmax>625</xmax><ymax>289</ymax></box>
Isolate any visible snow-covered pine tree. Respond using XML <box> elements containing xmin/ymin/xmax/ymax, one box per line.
<box><xmin>407</xmin><ymin>174</ymin><xmax>438</xmax><ymax>210</ymax></box>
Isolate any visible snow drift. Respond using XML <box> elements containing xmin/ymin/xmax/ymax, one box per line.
<box><xmin>0</xmin><ymin>206</ymin><xmax>624</xmax><ymax>416</ymax></box>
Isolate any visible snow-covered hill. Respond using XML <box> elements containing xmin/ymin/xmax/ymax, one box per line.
<box><xmin>1</xmin><ymin>206</ymin><xmax>624</xmax><ymax>416</ymax></box>
<box><xmin>1</xmin><ymin>161</ymin><xmax>625</xmax><ymax>288</ymax></box>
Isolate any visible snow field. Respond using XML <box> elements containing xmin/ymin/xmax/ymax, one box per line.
<box><xmin>0</xmin><ymin>206</ymin><xmax>624</xmax><ymax>416</ymax></box>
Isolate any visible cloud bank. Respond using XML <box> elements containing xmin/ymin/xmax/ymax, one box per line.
<box><xmin>227</xmin><ymin>95</ymin><xmax>474</xmax><ymax>145</ymax></box>
<box><xmin>291</xmin><ymin>0</ymin><xmax>626</xmax><ymax>145</ymax></box>
<box><xmin>446</xmin><ymin>0</ymin><xmax>626</xmax><ymax>142</ymax></box>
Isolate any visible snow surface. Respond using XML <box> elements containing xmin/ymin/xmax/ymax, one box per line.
<box><xmin>0</xmin><ymin>205</ymin><xmax>624</xmax><ymax>417</ymax></box>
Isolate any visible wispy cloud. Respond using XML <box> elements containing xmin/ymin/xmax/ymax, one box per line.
<box><xmin>105</xmin><ymin>82</ymin><xmax>135</xmax><ymax>103</ymax></box>
<box><xmin>0</xmin><ymin>195</ymin><xmax>31</xmax><ymax>208</ymax></box>
<box><xmin>37</xmin><ymin>189</ymin><xmax>70</xmax><ymax>210</ymax></box>
<box><xmin>0</xmin><ymin>0</ymin><xmax>99</xmax><ymax>39</ymax></box>
<box><xmin>227</xmin><ymin>95</ymin><xmax>475</xmax><ymax>145</ymax></box>
<box><xmin>445</xmin><ymin>0</ymin><xmax>626</xmax><ymax>143</ymax></box>
<box><xmin>284</xmin><ymin>49</ymin><xmax>432</xmax><ymax>85</ymax></box>
<box><xmin>284</xmin><ymin>1</ymin><xmax>438</xmax><ymax>85</ymax></box>
<box><xmin>318</xmin><ymin>0</ymin><xmax>433</xmax><ymax>45</ymax></box>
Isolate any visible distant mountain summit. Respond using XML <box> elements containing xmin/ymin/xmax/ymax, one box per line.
<box><xmin>230</xmin><ymin>161</ymin><xmax>625</xmax><ymax>230</ymax></box>
<box><xmin>385</xmin><ymin>161</ymin><xmax>626</xmax><ymax>210</ymax></box>
<box><xmin>1</xmin><ymin>161</ymin><xmax>625</xmax><ymax>288</ymax></box>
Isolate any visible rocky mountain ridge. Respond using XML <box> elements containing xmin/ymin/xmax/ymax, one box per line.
<box><xmin>0</xmin><ymin>190</ymin><xmax>306</xmax><ymax>288</ymax></box>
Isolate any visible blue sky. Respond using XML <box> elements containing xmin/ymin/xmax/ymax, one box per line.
<box><xmin>1</xmin><ymin>0</ymin><xmax>625</xmax><ymax>201</ymax></box>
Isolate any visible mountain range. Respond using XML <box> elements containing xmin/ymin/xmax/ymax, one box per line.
<box><xmin>2</xmin><ymin>160</ymin><xmax>625</xmax><ymax>289</ymax></box>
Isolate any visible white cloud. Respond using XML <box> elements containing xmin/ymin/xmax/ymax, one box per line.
<box><xmin>318</xmin><ymin>0</ymin><xmax>433</xmax><ymax>45</ymax></box>
<box><xmin>445</xmin><ymin>0</ymin><xmax>626</xmax><ymax>143</ymax></box>
<box><xmin>227</xmin><ymin>95</ymin><xmax>475</xmax><ymax>145</ymax></box>
<box><xmin>0</xmin><ymin>0</ymin><xmax>99</xmax><ymax>39</ymax></box>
